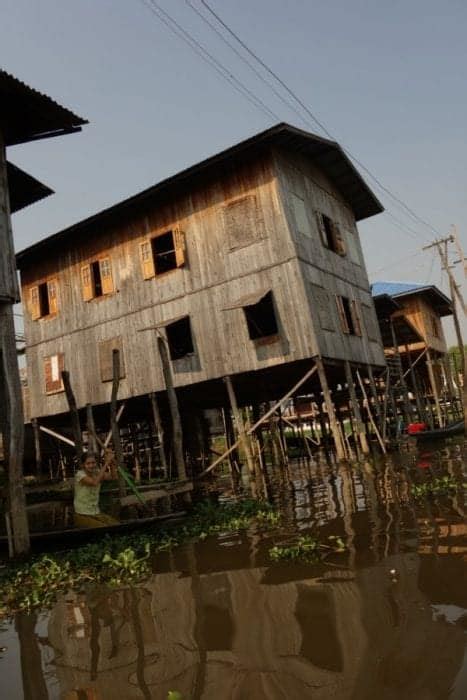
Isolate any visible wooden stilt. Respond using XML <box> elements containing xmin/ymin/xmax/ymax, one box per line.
<box><xmin>344</xmin><ymin>361</ymin><xmax>369</xmax><ymax>454</ymax></box>
<box><xmin>31</xmin><ymin>417</ymin><xmax>42</xmax><ymax>478</ymax></box>
<box><xmin>157</xmin><ymin>335</ymin><xmax>187</xmax><ymax>481</ymax></box>
<box><xmin>389</xmin><ymin>321</ymin><xmax>412</xmax><ymax>426</ymax></box>
<box><xmin>367</xmin><ymin>365</ymin><xmax>382</xmax><ymax>429</ymax></box>
<box><xmin>404</xmin><ymin>346</ymin><xmax>426</xmax><ymax>424</ymax></box>
<box><xmin>316</xmin><ymin>357</ymin><xmax>346</xmax><ymax>461</ymax></box>
<box><xmin>356</xmin><ymin>371</ymin><xmax>386</xmax><ymax>453</ymax></box>
<box><xmin>426</xmin><ymin>349</ymin><xmax>443</xmax><ymax>427</ymax></box>
<box><xmin>149</xmin><ymin>392</ymin><xmax>168</xmax><ymax>479</ymax></box>
<box><xmin>61</xmin><ymin>370</ymin><xmax>83</xmax><ymax>458</ymax></box>
<box><xmin>224</xmin><ymin>377</ymin><xmax>258</xmax><ymax>497</ymax></box>
<box><xmin>86</xmin><ymin>403</ymin><xmax>98</xmax><ymax>454</ymax></box>
<box><xmin>110</xmin><ymin>350</ymin><xmax>127</xmax><ymax>498</ymax></box>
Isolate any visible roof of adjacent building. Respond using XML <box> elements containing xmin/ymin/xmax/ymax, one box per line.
<box><xmin>0</xmin><ymin>69</ymin><xmax>87</xmax><ymax>146</ymax></box>
<box><xmin>371</xmin><ymin>281</ymin><xmax>452</xmax><ymax>316</ymax></box>
<box><xmin>16</xmin><ymin>122</ymin><xmax>383</xmax><ymax>267</ymax></box>
<box><xmin>7</xmin><ymin>162</ymin><xmax>54</xmax><ymax>213</ymax></box>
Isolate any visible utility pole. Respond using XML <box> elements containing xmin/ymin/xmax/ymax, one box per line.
<box><xmin>423</xmin><ymin>232</ymin><xmax>466</xmax><ymax>428</ymax></box>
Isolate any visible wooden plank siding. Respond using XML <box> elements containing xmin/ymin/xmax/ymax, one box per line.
<box><xmin>392</xmin><ymin>296</ymin><xmax>448</xmax><ymax>354</ymax></box>
<box><xmin>20</xmin><ymin>148</ymin><xmax>384</xmax><ymax>419</ymax></box>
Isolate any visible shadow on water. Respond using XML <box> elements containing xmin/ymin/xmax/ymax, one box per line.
<box><xmin>1</xmin><ymin>441</ymin><xmax>466</xmax><ymax>699</ymax></box>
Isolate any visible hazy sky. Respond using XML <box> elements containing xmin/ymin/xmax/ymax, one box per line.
<box><xmin>3</xmin><ymin>0</ymin><xmax>466</xmax><ymax>342</ymax></box>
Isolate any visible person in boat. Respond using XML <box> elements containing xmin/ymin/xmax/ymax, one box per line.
<box><xmin>74</xmin><ymin>450</ymin><xmax>119</xmax><ymax>528</ymax></box>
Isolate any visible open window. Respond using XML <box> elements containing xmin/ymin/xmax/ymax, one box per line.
<box><xmin>336</xmin><ymin>296</ymin><xmax>362</xmax><ymax>336</ymax></box>
<box><xmin>140</xmin><ymin>227</ymin><xmax>186</xmax><ymax>279</ymax></box>
<box><xmin>30</xmin><ymin>279</ymin><xmax>58</xmax><ymax>320</ymax></box>
<box><xmin>81</xmin><ymin>257</ymin><xmax>114</xmax><ymax>301</ymax></box>
<box><xmin>316</xmin><ymin>213</ymin><xmax>346</xmax><ymax>256</ymax></box>
<box><xmin>166</xmin><ymin>316</ymin><xmax>194</xmax><ymax>360</ymax></box>
<box><xmin>243</xmin><ymin>291</ymin><xmax>279</xmax><ymax>340</ymax></box>
<box><xmin>44</xmin><ymin>353</ymin><xmax>65</xmax><ymax>394</ymax></box>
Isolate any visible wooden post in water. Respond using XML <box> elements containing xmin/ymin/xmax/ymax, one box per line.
<box><xmin>61</xmin><ymin>370</ymin><xmax>83</xmax><ymax>458</ymax></box>
<box><xmin>149</xmin><ymin>392</ymin><xmax>168</xmax><ymax>479</ymax></box>
<box><xmin>367</xmin><ymin>365</ymin><xmax>382</xmax><ymax>430</ymax></box>
<box><xmin>157</xmin><ymin>335</ymin><xmax>187</xmax><ymax>481</ymax></box>
<box><xmin>224</xmin><ymin>376</ymin><xmax>258</xmax><ymax>497</ymax></box>
<box><xmin>426</xmin><ymin>350</ymin><xmax>443</xmax><ymax>427</ymax></box>
<box><xmin>86</xmin><ymin>403</ymin><xmax>98</xmax><ymax>454</ymax></box>
<box><xmin>344</xmin><ymin>361</ymin><xmax>369</xmax><ymax>455</ymax></box>
<box><xmin>110</xmin><ymin>349</ymin><xmax>126</xmax><ymax>498</ymax></box>
<box><xmin>31</xmin><ymin>418</ymin><xmax>42</xmax><ymax>478</ymax></box>
<box><xmin>316</xmin><ymin>357</ymin><xmax>346</xmax><ymax>461</ymax></box>
<box><xmin>404</xmin><ymin>345</ymin><xmax>426</xmax><ymax>424</ymax></box>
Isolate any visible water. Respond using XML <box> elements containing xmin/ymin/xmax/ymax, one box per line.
<box><xmin>1</xmin><ymin>443</ymin><xmax>466</xmax><ymax>699</ymax></box>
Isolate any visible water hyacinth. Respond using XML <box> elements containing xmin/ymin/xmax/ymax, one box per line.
<box><xmin>0</xmin><ymin>499</ymin><xmax>280</xmax><ymax>618</ymax></box>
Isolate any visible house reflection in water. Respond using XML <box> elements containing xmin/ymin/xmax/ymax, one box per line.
<box><xmin>38</xmin><ymin>544</ymin><xmax>465</xmax><ymax>700</ymax></box>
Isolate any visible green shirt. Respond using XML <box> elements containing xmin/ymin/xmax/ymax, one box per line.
<box><xmin>74</xmin><ymin>469</ymin><xmax>101</xmax><ymax>515</ymax></box>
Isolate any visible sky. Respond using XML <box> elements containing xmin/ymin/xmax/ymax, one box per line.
<box><xmin>3</xmin><ymin>0</ymin><xmax>466</xmax><ymax>343</ymax></box>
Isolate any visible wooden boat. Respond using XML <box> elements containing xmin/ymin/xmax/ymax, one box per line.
<box><xmin>414</xmin><ymin>419</ymin><xmax>465</xmax><ymax>443</ymax></box>
<box><xmin>0</xmin><ymin>510</ymin><xmax>186</xmax><ymax>548</ymax></box>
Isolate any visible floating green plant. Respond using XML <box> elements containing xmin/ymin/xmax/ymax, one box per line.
<box><xmin>268</xmin><ymin>534</ymin><xmax>345</xmax><ymax>563</ymax></box>
<box><xmin>0</xmin><ymin>499</ymin><xmax>279</xmax><ymax>618</ymax></box>
<box><xmin>411</xmin><ymin>475</ymin><xmax>465</xmax><ymax>499</ymax></box>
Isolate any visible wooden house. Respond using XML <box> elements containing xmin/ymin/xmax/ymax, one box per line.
<box><xmin>372</xmin><ymin>281</ymin><xmax>455</xmax><ymax>425</ymax></box>
<box><xmin>17</xmin><ymin>123</ymin><xmax>386</xmax><ymax>463</ymax></box>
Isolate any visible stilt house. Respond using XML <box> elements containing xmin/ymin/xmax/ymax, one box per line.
<box><xmin>17</xmin><ymin>124</ymin><xmax>386</xmax><ymax>462</ymax></box>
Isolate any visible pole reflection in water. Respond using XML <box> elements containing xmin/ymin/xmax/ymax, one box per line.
<box><xmin>0</xmin><ymin>444</ymin><xmax>466</xmax><ymax>699</ymax></box>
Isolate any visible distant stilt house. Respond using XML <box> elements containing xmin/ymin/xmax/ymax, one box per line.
<box><xmin>17</xmin><ymin>123</ymin><xmax>386</xmax><ymax>469</ymax></box>
<box><xmin>372</xmin><ymin>281</ymin><xmax>456</xmax><ymax>426</ymax></box>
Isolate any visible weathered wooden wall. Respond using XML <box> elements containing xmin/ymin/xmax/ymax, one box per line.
<box><xmin>393</xmin><ymin>296</ymin><xmax>448</xmax><ymax>354</ymax></box>
<box><xmin>21</xmin><ymin>147</ymin><xmax>385</xmax><ymax>420</ymax></box>
<box><xmin>0</xmin><ymin>135</ymin><xmax>20</xmax><ymax>302</ymax></box>
<box><xmin>275</xmin><ymin>148</ymin><xmax>385</xmax><ymax>367</ymax></box>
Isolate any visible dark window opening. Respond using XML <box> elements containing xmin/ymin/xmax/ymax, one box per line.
<box><xmin>91</xmin><ymin>261</ymin><xmax>103</xmax><ymax>297</ymax></box>
<box><xmin>341</xmin><ymin>296</ymin><xmax>355</xmax><ymax>334</ymax></box>
<box><xmin>322</xmin><ymin>215</ymin><xmax>336</xmax><ymax>250</ymax></box>
<box><xmin>38</xmin><ymin>282</ymin><xmax>50</xmax><ymax>317</ymax></box>
<box><xmin>244</xmin><ymin>292</ymin><xmax>278</xmax><ymax>340</ymax></box>
<box><xmin>152</xmin><ymin>231</ymin><xmax>177</xmax><ymax>274</ymax></box>
<box><xmin>166</xmin><ymin>317</ymin><xmax>194</xmax><ymax>360</ymax></box>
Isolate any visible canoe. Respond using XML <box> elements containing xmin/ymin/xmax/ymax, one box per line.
<box><xmin>0</xmin><ymin>510</ymin><xmax>186</xmax><ymax>548</ymax></box>
<box><xmin>414</xmin><ymin>419</ymin><xmax>465</xmax><ymax>443</ymax></box>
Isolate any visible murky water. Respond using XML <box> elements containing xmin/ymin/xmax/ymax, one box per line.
<box><xmin>1</xmin><ymin>443</ymin><xmax>466</xmax><ymax>699</ymax></box>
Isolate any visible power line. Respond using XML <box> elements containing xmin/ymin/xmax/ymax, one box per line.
<box><xmin>198</xmin><ymin>0</ymin><xmax>440</xmax><ymax>242</ymax></box>
<box><xmin>140</xmin><ymin>0</ymin><xmax>280</xmax><ymax>123</ymax></box>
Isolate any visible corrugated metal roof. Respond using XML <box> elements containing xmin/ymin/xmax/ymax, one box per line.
<box><xmin>17</xmin><ymin>123</ymin><xmax>383</xmax><ymax>266</ymax></box>
<box><xmin>0</xmin><ymin>69</ymin><xmax>87</xmax><ymax>146</ymax></box>
<box><xmin>371</xmin><ymin>281</ymin><xmax>428</xmax><ymax>297</ymax></box>
<box><xmin>7</xmin><ymin>162</ymin><xmax>53</xmax><ymax>213</ymax></box>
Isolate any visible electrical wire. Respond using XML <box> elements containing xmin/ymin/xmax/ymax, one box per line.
<box><xmin>198</xmin><ymin>0</ymin><xmax>440</xmax><ymax>241</ymax></box>
<box><xmin>140</xmin><ymin>0</ymin><xmax>280</xmax><ymax>122</ymax></box>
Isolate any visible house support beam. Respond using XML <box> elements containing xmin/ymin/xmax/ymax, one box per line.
<box><xmin>315</xmin><ymin>357</ymin><xmax>346</xmax><ymax>461</ymax></box>
<box><xmin>157</xmin><ymin>335</ymin><xmax>187</xmax><ymax>481</ymax></box>
<box><xmin>344</xmin><ymin>361</ymin><xmax>369</xmax><ymax>455</ymax></box>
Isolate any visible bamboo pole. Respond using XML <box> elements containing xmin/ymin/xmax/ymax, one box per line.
<box><xmin>224</xmin><ymin>377</ymin><xmax>258</xmax><ymax>496</ymax></box>
<box><xmin>61</xmin><ymin>370</ymin><xmax>83</xmax><ymax>458</ymax></box>
<box><xmin>149</xmin><ymin>392</ymin><xmax>168</xmax><ymax>479</ymax></box>
<box><xmin>110</xmin><ymin>349</ymin><xmax>127</xmax><ymax>498</ymax></box>
<box><xmin>86</xmin><ymin>403</ymin><xmax>98</xmax><ymax>454</ymax></box>
<box><xmin>31</xmin><ymin>418</ymin><xmax>42</xmax><ymax>478</ymax></box>
<box><xmin>356</xmin><ymin>370</ymin><xmax>386</xmax><ymax>453</ymax></box>
<box><xmin>157</xmin><ymin>335</ymin><xmax>187</xmax><ymax>480</ymax></box>
<box><xmin>315</xmin><ymin>358</ymin><xmax>346</xmax><ymax>461</ymax></box>
<box><xmin>426</xmin><ymin>349</ymin><xmax>443</xmax><ymax>427</ymax></box>
<box><xmin>199</xmin><ymin>363</ymin><xmax>318</xmax><ymax>477</ymax></box>
<box><xmin>344</xmin><ymin>361</ymin><xmax>369</xmax><ymax>455</ymax></box>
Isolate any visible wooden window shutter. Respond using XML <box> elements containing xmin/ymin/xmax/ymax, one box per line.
<box><xmin>351</xmin><ymin>300</ymin><xmax>362</xmax><ymax>336</ymax></box>
<box><xmin>44</xmin><ymin>353</ymin><xmax>65</xmax><ymax>394</ymax></box>
<box><xmin>336</xmin><ymin>296</ymin><xmax>350</xmax><ymax>334</ymax></box>
<box><xmin>47</xmin><ymin>279</ymin><xmax>58</xmax><ymax>314</ymax></box>
<box><xmin>99</xmin><ymin>257</ymin><xmax>114</xmax><ymax>295</ymax></box>
<box><xmin>99</xmin><ymin>337</ymin><xmax>125</xmax><ymax>382</ymax></box>
<box><xmin>173</xmin><ymin>227</ymin><xmax>186</xmax><ymax>268</ymax></box>
<box><xmin>140</xmin><ymin>240</ymin><xmax>155</xmax><ymax>279</ymax></box>
<box><xmin>30</xmin><ymin>286</ymin><xmax>41</xmax><ymax>320</ymax></box>
<box><xmin>333</xmin><ymin>224</ymin><xmax>346</xmax><ymax>256</ymax></box>
<box><xmin>315</xmin><ymin>212</ymin><xmax>327</xmax><ymax>247</ymax></box>
<box><xmin>81</xmin><ymin>264</ymin><xmax>93</xmax><ymax>301</ymax></box>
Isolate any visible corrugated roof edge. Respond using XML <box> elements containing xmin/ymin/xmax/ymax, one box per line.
<box><xmin>1</xmin><ymin>68</ymin><xmax>88</xmax><ymax>128</ymax></box>
<box><xmin>16</xmin><ymin>122</ymin><xmax>383</xmax><ymax>266</ymax></box>
<box><xmin>371</xmin><ymin>281</ymin><xmax>452</xmax><ymax>315</ymax></box>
